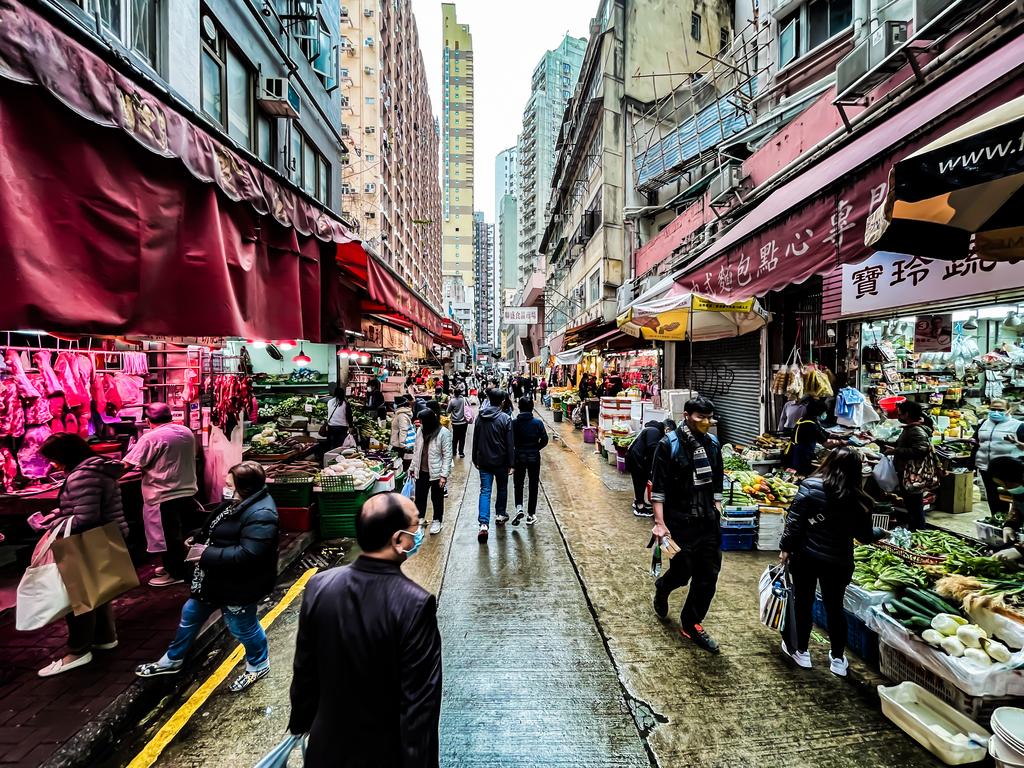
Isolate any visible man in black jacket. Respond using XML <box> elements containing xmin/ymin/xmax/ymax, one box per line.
<box><xmin>625</xmin><ymin>419</ymin><xmax>666</xmax><ymax>518</ymax></box>
<box><xmin>472</xmin><ymin>389</ymin><xmax>515</xmax><ymax>542</ymax></box>
<box><xmin>287</xmin><ymin>493</ymin><xmax>442</xmax><ymax>768</ymax></box>
<box><xmin>650</xmin><ymin>398</ymin><xmax>724</xmax><ymax>653</ymax></box>
<box><xmin>511</xmin><ymin>397</ymin><xmax>549</xmax><ymax>527</ymax></box>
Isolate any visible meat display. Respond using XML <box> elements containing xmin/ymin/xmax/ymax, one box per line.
<box><xmin>17</xmin><ymin>424</ymin><xmax>52</xmax><ymax>478</ymax></box>
<box><xmin>211</xmin><ymin>375</ymin><xmax>257</xmax><ymax>438</ymax></box>
<box><xmin>0</xmin><ymin>445</ymin><xmax>16</xmax><ymax>492</ymax></box>
<box><xmin>0</xmin><ymin>379</ymin><xmax>25</xmax><ymax>439</ymax></box>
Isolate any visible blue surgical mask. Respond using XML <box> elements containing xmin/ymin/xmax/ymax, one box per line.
<box><xmin>400</xmin><ymin>528</ymin><xmax>424</xmax><ymax>557</ymax></box>
<box><xmin>1007</xmin><ymin>485</ymin><xmax>1024</xmax><ymax>496</ymax></box>
<box><xmin>989</xmin><ymin>411</ymin><xmax>1009</xmax><ymax>423</ymax></box>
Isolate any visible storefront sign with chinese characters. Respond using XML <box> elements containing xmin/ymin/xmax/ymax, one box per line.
<box><xmin>503</xmin><ymin>307</ymin><xmax>539</xmax><ymax>324</ymax></box>
<box><xmin>840</xmin><ymin>251</ymin><xmax>1024</xmax><ymax>315</ymax></box>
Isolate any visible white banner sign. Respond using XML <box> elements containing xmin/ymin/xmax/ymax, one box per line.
<box><xmin>840</xmin><ymin>252</ymin><xmax>1024</xmax><ymax>315</ymax></box>
<box><xmin>503</xmin><ymin>307</ymin><xmax>538</xmax><ymax>324</ymax></box>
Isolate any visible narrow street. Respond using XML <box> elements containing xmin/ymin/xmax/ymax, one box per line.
<box><xmin>105</xmin><ymin>416</ymin><xmax>942</xmax><ymax>768</ymax></box>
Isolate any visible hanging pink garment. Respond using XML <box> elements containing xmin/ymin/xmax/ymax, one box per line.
<box><xmin>21</xmin><ymin>373</ymin><xmax>53</xmax><ymax>425</ymax></box>
<box><xmin>0</xmin><ymin>445</ymin><xmax>17</xmax><ymax>491</ymax></box>
<box><xmin>4</xmin><ymin>350</ymin><xmax>41</xmax><ymax>399</ymax></box>
<box><xmin>0</xmin><ymin>379</ymin><xmax>25</xmax><ymax>438</ymax></box>
<box><xmin>17</xmin><ymin>424</ymin><xmax>53</xmax><ymax>478</ymax></box>
<box><xmin>33</xmin><ymin>351</ymin><xmax>61</xmax><ymax>394</ymax></box>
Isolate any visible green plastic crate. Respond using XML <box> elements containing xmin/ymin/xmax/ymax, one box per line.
<box><xmin>318</xmin><ymin>489</ymin><xmax>373</xmax><ymax>517</ymax></box>
<box><xmin>267</xmin><ymin>476</ymin><xmax>314</xmax><ymax>507</ymax></box>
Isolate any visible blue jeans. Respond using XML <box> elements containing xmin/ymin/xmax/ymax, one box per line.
<box><xmin>161</xmin><ymin>598</ymin><xmax>269</xmax><ymax>673</ymax></box>
<box><xmin>478</xmin><ymin>470</ymin><xmax>509</xmax><ymax>525</ymax></box>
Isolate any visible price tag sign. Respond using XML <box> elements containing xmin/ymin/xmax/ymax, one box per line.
<box><xmin>304</xmin><ymin>404</ymin><xmax>314</xmax><ymax>413</ymax></box>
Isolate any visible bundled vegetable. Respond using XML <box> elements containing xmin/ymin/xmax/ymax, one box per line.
<box><xmin>854</xmin><ymin>547</ymin><xmax>929</xmax><ymax>591</ymax></box>
<box><xmin>910</xmin><ymin>529</ymin><xmax>983</xmax><ymax>559</ymax></box>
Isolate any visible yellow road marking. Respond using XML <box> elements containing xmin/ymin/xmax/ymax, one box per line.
<box><xmin>126</xmin><ymin>567</ymin><xmax>319</xmax><ymax>768</ymax></box>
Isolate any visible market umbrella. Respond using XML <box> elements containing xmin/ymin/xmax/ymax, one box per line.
<box><xmin>617</xmin><ymin>290</ymin><xmax>769</xmax><ymax>342</ymax></box>
<box><xmin>866</xmin><ymin>93</ymin><xmax>1024</xmax><ymax>262</ymax></box>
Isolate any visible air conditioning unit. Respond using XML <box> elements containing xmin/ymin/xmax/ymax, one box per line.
<box><xmin>340</xmin><ymin>123</ymin><xmax>350</xmax><ymax>136</ymax></box>
<box><xmin>708</xmin><ymin>163</ymin><xmax>745</xmax><ymax>205</ymax></box>
<box><xmin>869</xmin><ymin>20</ymin><xmax>908</xmax><ymax>67</ymax></box>
<box><xmin>258</xmin><ymin>77</ymin><xmax>300</xmax><ymax>119</ymax></box>
<box><xmin>836</xmin><ymin>41</ymin><xmax>869</xmax><ymax>94</ymax></box>
<box><xmin>364</xmin><ymin>65</ymin><xmax>374</xmax><ymax>75</ymax></box>
<box><xmin>363</xmin><ymin>7</ymin><xmax>374</xmax><ymax>16</ymax></box>
<box><xmin>365</xmin><ymin>211</ymin><xmax>376</xmax><ymax>219</ymax></box>
<box><xmin>340</xmin><ymin>184</ymin><xmax>355</xmax><ymax>194</ymax></box>
<box><xmin>365</xmin><ymin>125</ymin><xmax>376</xmax><ymax>134</ymax></box>
<box><xmin>364</xmin><ymin>183</ymin><xmax>376</xmax><ymax>193</ymax></box>
<box><xmin>364</xmin><ymin>37</ymin><xmax>374</xmax><ymax>47</ymax></box>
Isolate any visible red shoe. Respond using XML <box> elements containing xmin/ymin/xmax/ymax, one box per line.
<box><xmin>679</xmin><ymin>623</ymin><xmax>720</xmax><ymax>653</ymax></box>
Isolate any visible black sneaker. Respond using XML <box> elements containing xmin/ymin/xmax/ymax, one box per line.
<box><xmin>653</xmin><ymin>587</ymin><xmax>669</xmax><ymax>620</ymax></box>
<box><xmin>495</xmin><ymin>513</ymin><xmax>509</xmax><ymax>525</ymax></box>
<box><xmin>679</xmin><ymin>623</ymin><xmax>720</xmax><ymax>654</ymax></box>
<box><xmin>633</xmin><ymin>504</ymin><xmax>654</xmax><ymax>518</ymax></box>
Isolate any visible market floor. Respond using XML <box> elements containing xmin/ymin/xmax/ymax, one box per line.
<box><xmin>105</xmin><ymin>417</ymin><xmax>944</xmax><ymax>768</ymax></box>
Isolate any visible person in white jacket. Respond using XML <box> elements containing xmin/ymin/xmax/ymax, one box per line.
<box><xmin>409</xmin><ymin>408</ymin><xmax>453</xmax><ymax>535</ymax></box>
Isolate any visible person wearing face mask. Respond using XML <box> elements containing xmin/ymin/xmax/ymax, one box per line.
<box><xmin>973</xmin><ymin>399</ymin><xmax>1024</xmax><ymax>517</ymax></box>
<box><xmin>988</xmin><ymin>457</ymin><xmax>1024</xmax><ymax>563</ymax></box>
<box><xmin>286</xmin><ymin>493</ymin><xmax>442</xmax><ymax>767</ymax></box>
<box><xmin>881</xmin><ymin>400</ymin><xmax>935</xmax><ymax>530</ymax></box>
<box><xmin>649</xmin><ymin>397</ymin><xmax>725</xmax><ymax>653</ymax></box>
<box><xmin>135</xmin><ymin>461</ymin><xmax>279</xmax><ymax>692</ymax></box>
<box><xmin>409</xmin><ymin>408</ymin><xmax>452</xmax><ymax>535</ymax></box>
<box><xmin>786</xmin><ymin>399</ymin><xmax>840</xmax><ymax>477</ymax></box>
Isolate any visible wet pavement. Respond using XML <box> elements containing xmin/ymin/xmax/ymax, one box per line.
<box><xmin>101</xmin><ymin>413</ymin><xmax>943</xmax><ymax>768</ymax></box>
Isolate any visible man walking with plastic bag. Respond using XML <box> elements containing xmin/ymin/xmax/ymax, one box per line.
<box><xmin>649</xmin><ymin>397</ymin><xmax>724</xmax><ymax>653</ymax></box>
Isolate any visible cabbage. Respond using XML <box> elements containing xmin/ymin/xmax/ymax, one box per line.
<box><xmin>940</xmin><ymin>636</ymin><xmax>966</xmax><ymax>657</ymax></box>
<box><xmin>955</xmin><ymin>624</ymin><xmax>987</xmax><ymax>649</ymax></box>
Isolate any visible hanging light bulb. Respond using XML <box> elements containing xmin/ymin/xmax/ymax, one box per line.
<box><xmin>1005</xmin><ymin>310</ymin><xmax>1023</xmax><ymax>330</ymax></box>
<box><xmin>278</xmin><ymin>340</ymin><xmax>296</xmax><ymax>350</ymax></box>
<box><xmin>359</xmin><ymin>354</ymin><xmax>371</xmax><ymax>364</ymax></box>
<box><xmin>293</xmin><ymin>343</ymin><xmax>311</xmax><ymax>367</ymax></box>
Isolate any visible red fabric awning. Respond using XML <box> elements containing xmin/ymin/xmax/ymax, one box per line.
<box><xmin>365</xmin><ymin>257</ymin><xmax>445</xmax><ymax>338</ymax></box>
<box><xmin>0</xmin><ymin>84</ymin><xmax>324</xmax><ymax>340</ymax></box>
<box><xmin>658</xmin><ymin>33</ymin><xmax>1024</xmax><ymax>302</ymax></box>
<box><xmin>0</xmin><ymin>4</ymin><xmax>359</xmax><ymax>246</ymax></box>
<box><xmin>433</xmin><ymin>318</ymin><xmax>466</xmax><ymax>349</ymax></box>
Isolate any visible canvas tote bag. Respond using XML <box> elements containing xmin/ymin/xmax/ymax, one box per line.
<box><xmin>52</xmin><ymin>522</ymin><xmax>140</xmax><ymax>615</ymax></box>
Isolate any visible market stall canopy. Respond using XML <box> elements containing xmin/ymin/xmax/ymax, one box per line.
<box><xmin>554</xmin><ymin>346</ymin><xmax>585</xmax><ymax>366</ymax></box>
<box><xmin>432</xmin><ymin>319</ymin><xmax>467</xmax><ymax>349</ymax></box>
<box><xmin>866</xmin><ymin>92</ymin><xmax>1024</xmax><ymax>262</ymax></box>
<box><xmin>634</xmin><ymin>33</ymin><xmax>1024</xmax><ymax>303</ymax></box>
<box><xmin>617</xmin><ymin>289</ymin><xmax>768</xmax><ymax>341</ymax></box>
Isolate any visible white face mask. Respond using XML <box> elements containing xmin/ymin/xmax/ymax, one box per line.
<box><xmin>222</xmin><ymin>485</ymin><xmax>237</xmax><ymax>500</ymax></box>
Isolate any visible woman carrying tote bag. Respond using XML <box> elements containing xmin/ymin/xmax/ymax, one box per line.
<box><xmin>35</xmin><ymin>433</ymin><xmax>129</xmax><ymax>677</ymax></box>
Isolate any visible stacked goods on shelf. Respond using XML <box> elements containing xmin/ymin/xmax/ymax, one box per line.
<box><xmin>598</xmin><ymin>397</ymin><xmax>632</xmax><ymax>439</ymax></box>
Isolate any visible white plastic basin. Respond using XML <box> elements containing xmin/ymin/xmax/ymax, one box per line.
<box><xmin>878</xmin><ymin>682</ymin><xmax>991</xmax><ymax>765</ymax></box>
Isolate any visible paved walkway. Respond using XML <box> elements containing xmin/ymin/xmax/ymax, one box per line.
<box><xmin>100</xmin><ymin>414</ymin><xmax>943</xmax><ymax>768</ymax></box>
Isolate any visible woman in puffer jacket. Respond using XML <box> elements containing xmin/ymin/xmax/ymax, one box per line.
<box><xmin>37</xmin><ymin>433</ymin><xmax>128</xmax><ymax>677</ymax></box>
<box><xmin>409</xmin><ymin>408</ymin><xmax>453</xmax><ymax>535</ymax></box>
<box><xmin>779</xmin><ymin>447</ymin><xmax>886</xmax><ymax>678</ymax></box>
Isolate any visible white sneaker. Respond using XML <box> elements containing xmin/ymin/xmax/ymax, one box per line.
<box><xmin>429</xmin><ymin>520</ymin><xmax>442</xmax><ymax>535</ymax></box>
<box><xmin>148</xmin><ymin>574</ymin><xmax>184</xmax><ymax>588</ymax></box>
<box><xmin>525</xmin><ymin>513</ymin><xmax>537</xmax><ymax>526</ymax></box>
<box><xmin>829</xmin><ymin>654</ymin><xmax>849</xmax><ymax>677</ymax></box>
<box><xmin>511</xmin><ymin>506</ymin><xmax>525</xmax><ymax>526</ymax></box>
<box><xmin>782</xmin><ymin>641</ymin><xmax>812</xmax><ymax>669</ymax></box>
<box><xmin>477</xmin><ymin>524</ymin><xmax>489</xmax><ymax>543</ymax></box>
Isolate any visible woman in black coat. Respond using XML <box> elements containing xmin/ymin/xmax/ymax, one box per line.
<box><xmin>36</xmin><ymin>434</ymin><xmax>128</xmax><ymax>677</ymax></box>
<box><xmin>136</xmin><ymin>461</ymin><xmax>279</xmax><ymax>692</ymax></box>
<box><xmin>779</xmin><ymin>447</ymin><xmax>885</xmax><ymax>677</ymax></box>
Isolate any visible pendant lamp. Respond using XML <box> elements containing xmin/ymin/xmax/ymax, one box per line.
<box><xmin>293</xmin><ymin>343</ymin><xmax>312</xmax><ymax>367</ymax></box>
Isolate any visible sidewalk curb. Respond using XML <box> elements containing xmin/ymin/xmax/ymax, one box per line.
<box><xmin>39</xmin><ymin>531</ymin><xmax>315</xmax><ymax>768</ymax></box>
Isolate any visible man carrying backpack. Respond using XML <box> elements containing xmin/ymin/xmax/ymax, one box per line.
<box><xmin>649</xmin><ymin>397</ymin><xmax>724</xmax><ymax>653</ymax></box>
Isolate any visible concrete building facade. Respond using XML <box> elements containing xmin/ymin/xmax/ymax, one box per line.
<box><xmin>472</xmin><ymin>211</ymin><xmax>496</xmax><ymax>352</ymax></box>
<box><xmin>517</xmin><ymin>35</ymin><xmax>587</xmax><ymax>291</ymax></box>
<box><xmin>340</xmin><ymin>0</ymin><xmax>442</xmax><ymax>307</ymax></box>
<box><xmin>441</xmin><ymin>4</ymin><xmax>475</xmax><ymax>298</ymax></box>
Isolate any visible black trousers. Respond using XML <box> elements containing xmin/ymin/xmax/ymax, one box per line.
<box><xmin>629</xmin><ymin>466</ymin><xmax>649</xmax><ymax>506</ymax></box>
<box><xmin>513</xmin><ymin>458</ymin><xmax>541</xmax><ymax>516</ymax></box>
<box><xmin>452</xmin><ymin>423</ymin><xmax>468</xmax><ymax>456</ymax></box>
<box><xmin>327</xmin><ymin>425</ymin><xmax>349</xmax><ymax>450</ymax></box>
<box><xmin>903</xmin><ymin>491</ymin><xmax>926</xmax><ymax>530</ymax></box>
<box><xmin>656</xmin><ymin>531</ymin><xmax>722</xmax><ymax>626</ymax></box>
<box><xmin>981</xmin><ymin>469</ymin><xmax>1010</xmax><ymax>516</ymax></box>
<box><xmin>160</xmin><ymin>497</ymin><xmax>194</xmax><ymax>580</ymax></box>
<box><xmin>791</xmin><ymin>555</ymin><xmax>852</xmax><ymax>658</ymax></box>
<box><xmin>414</xmin><ymin>476</ymin><xmax>444</xmax><ymax>522</ymax></box>
<box><xmin>66</xmin><ymin>602</ymin><xmax>116</xmax><ymax>655</ymax></box>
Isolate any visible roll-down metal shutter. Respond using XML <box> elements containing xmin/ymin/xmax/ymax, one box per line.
<box><xmin>675</xmin><ymin>331</ymin><xmax>763</xmax><ymax>445</ymax></box>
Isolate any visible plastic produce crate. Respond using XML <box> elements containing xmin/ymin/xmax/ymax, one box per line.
<box><xmin>812</xmin><ymin>599</ymin><xmax>879</xmax><ymax>665</ymax></box>
<box><xmin>878</xmin><ymin>641</ymin><xmax>1018</xmax><ymax>726</ymax></box>
<box><xmin>721</xmin><ymin>515</ymin><xmax>758</xmax><ymax>528</ymax></box>
<box><xmin>267</xmin><ymin>475</ymin><xmax>314</xmax><ymax>507</ymax></box>
<box><xmin>721</xmin><ymin>526</ymin><xmax>756</xmax><ymax>551</ymax></box>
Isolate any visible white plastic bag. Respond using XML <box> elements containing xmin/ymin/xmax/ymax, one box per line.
<box><xmin>16</xmin><ymin>520</ymin><xmax>72</xmax><ymax>631</ymax></box>
<box><xmin>253</xmin><ymin>733</ymin><xmax>307</xmax><ymax>768</ymax></box>
<box><xmin>873</xmin><ymin>455</ymin><xmax>899</xmax><ymax>493</ymax></box>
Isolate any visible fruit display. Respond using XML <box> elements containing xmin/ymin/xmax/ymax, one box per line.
<box><xmin>753</xmin><ymin>434</ymin><xmax>789</xmax><ymax>452</ymax></box>
<box><xmin>727</xmin><ymin>471</ymin><xmax>799</xmax><ymax>505</ymax></box>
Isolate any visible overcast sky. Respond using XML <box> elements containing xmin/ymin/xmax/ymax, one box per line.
<box><xmin>410</xmin><ymin>0</ymin><xmax>593</xmax><ymax>222</ymax></box>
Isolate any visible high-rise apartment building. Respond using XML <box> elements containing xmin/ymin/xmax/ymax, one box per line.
<box><xmin>441</xmin><ymin>4</ymin><xmax>475</xmax><ymax>298</ymax></box>
<box><xmin>495</xmin><ymin>147</ymin><xmax>518</xmax><ymax>361</ymax></box>
<box><xmin>517</xmin><ymin>35</ymin><xmax>587</xmax><ymax>288</ymax></box>
<box><xmin>473</xmin><ymin>211</ymin><xmax>495</xmax><ymax>351</ymax></box>
<box><xmin>341</xmin><ymin>0</ymin><xmax>442</xmax><ymax>307</ymax></box>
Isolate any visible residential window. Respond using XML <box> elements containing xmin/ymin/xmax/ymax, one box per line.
<box><xmin>720</xmin><ymin>27</ymin><xmax>731</xmax><ymax>52</ymax></box>
<box><xmin>81</xmin><ymin>0</ymin><xmax>157</xmax><ymax>66</ymax></box>
<box><xmin>690</xmin><ymin>12</ymin><xmax>701</xmax><ymax>41</ymax></box>
<box><xmin>256</xmin><ymin>113</ymin><xmax>275</xmax><ymax>166</ymax></box>
<box><xmin>200</xmin><ymin>14</ymin><xmax>254</xmax><ymax>149</ymax></box>
<box><xmin>778</xmin><ymin>12</ymin><xmax>799</xmax><ymax>68</ymax></box>
<box><xmin>808</xmin><ymin>0</ymin><xmax>853</xmax><ymax>49</ymax></box>
<box><xmin>366</xmin><ymin>96</ymin><xmax>376</xmax><ymax>104</ymax></box>
<box><xmin>289</xmin><ymin>126</ymin><xmax>330</xmax><ymax>204</ymax></box>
